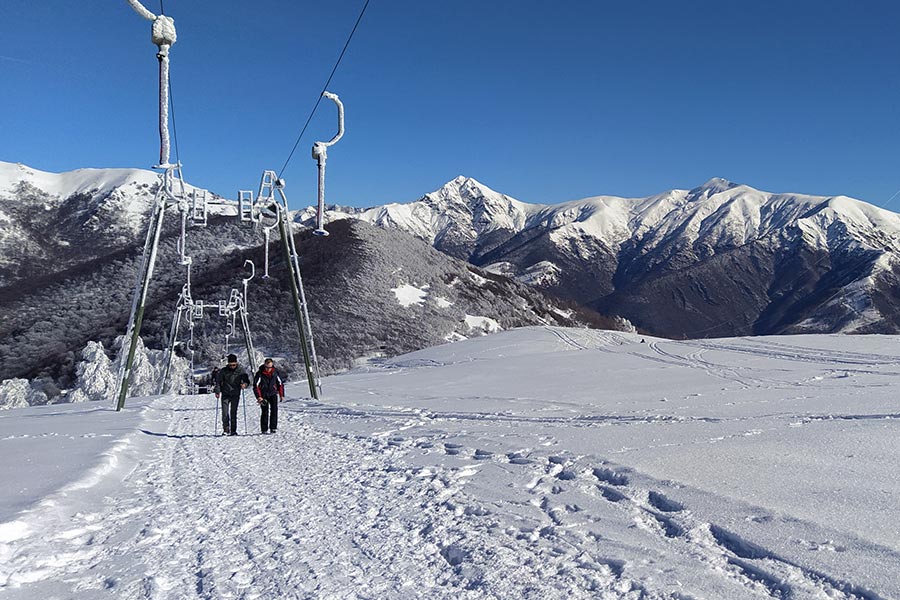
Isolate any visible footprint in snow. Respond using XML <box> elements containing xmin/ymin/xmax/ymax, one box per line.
<box><xmin>647</xmin><ymin>490</ymin><xmax>684</xmax><ymax>513</ymax></box>
<box><xmin>507</xmin><ymin>452</ymin><xmax>533</xmax><ymax>465</ymax></box>
<box><xmin>443</xmin><ymin>443</ymin><xmax>462</xmax><ymax>455</ymax></box>
<box><xmin>798</xmin><ymin>538</ymin><xmax>846</xmax><ymax>553</ymax></box>
<box><xmin>592</xmin><ymin>467</ymin><xmax>629</xmax><ymax>486</ymax></box>
<box><xmin>598</xmin><ymin>485</ymin><xmax>627</xmax><ymax>503</ymax></box>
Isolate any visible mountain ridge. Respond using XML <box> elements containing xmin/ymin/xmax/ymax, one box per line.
<box><xmin>4</xmin><ymin>160</ymin><xmax>900</xmax><ymax>343</ymax></box>
<box><xmin>299</xmin><ymin>174</ymin><xmax>900</xmax><ymax>337</ymax></box>
<box><xmin>0</xmin><ymin>162</ymin><xmax>611</xmax><ymax>394</ymax></box>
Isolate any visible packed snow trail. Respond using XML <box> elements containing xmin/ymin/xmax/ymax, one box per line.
<box><xmin>3</xmin><ymin>395</ymin><xmax>469</xmax><ymax>598</ymax></box>
<box><xmin>2</xmin><ymin>394</ymin><xmax>691</xmax><ymax>599</ymax></box>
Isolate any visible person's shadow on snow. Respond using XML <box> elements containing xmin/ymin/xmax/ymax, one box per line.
<box><xmin>139</xmin><ymin>429</ymin><xmax>224</xmax><ymax>439</ymax></box>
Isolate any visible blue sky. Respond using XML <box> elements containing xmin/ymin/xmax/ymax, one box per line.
<box><xmin>3</xmin><ymin>1</ymin><xmax>900</xmax><ymax>210</ymax></box>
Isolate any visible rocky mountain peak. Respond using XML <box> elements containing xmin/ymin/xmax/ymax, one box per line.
<box><xmin>428</xmin><ymin>176</ymin><xmax>502</xmax><ymax>207</ymax></box>
<box><xmin>687</xmin><ymin>177</ymin><xmax>741</xmax><ymax>200</ymax></box>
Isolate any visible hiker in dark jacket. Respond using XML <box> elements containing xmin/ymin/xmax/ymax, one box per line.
<box><xmin>253</xmin><ymin>358</ymin><xmax>285</xmax><ymax>434</ymax></box>
<box><xmin>214</xmin><ymin>354</ymin><xmax>250</xmax><ymax>435</ymax></box>
<box><xmin>200</xmin><ymin>367</ymin><xmax>219</xmax><ymax>395</ymax></box>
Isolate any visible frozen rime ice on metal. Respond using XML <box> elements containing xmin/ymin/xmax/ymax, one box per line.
<box><xmin>127</xmin><ymin>0</ymin><xmax>177</xmax><ymax>53</ymax></box>
<box><xmin>126</xmin><ymin>0</ymin><xmax>177</xmax><ymax>167</ymax></box>
<box><xmin>151</xmin><ymin>15</ymin><xmax>177</xmax><ymax>53</ymax></box>
<box><xmin>126</xmin><ymin>0</ymin><xmax>156</xmax><ymax>22</ymax></box>
<box><xmin>311</xmin><ymin>91</ymin><xmax>345</xmax><ymax>237</ymax></box>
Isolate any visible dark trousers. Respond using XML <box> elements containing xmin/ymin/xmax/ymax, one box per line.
<box><xmin>260</xmin><ymin>395</ymin><xmax>279</xmax><ymax>432</ymax></box>
<box><xmin>221</xmin><ymin>395</ymin><xmax>240</xmax><ymax>432</ymax></box>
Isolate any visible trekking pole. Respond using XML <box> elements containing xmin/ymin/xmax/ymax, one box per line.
<box><xmin>241</xmin><ymin>388</ymin><xmax>248</xmax><ymax>435</ymax></box>
<box><xmin>214</xmin><ymin>394</ymin><xmax>219</xmax><ymax>436</ymax></box>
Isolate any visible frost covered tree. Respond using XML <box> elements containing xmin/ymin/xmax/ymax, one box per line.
<box><xmin>69</xmin><ymin>337</ymin><xmax>189</xmax><ymax>403</ymax></box>
<box><xmin>612</xmin><ymin>316</ymin><xmax>637</xmax><ymax>334</ymax></box>
<box><xmin>0</xmin><ymin>378</ymin><xmax>48</xmax><ymax>410</ymax></box>
<box><xmin>68</xmin><ymin>341</ymin><xmax>118</xmax><ymax>403</ymax></box>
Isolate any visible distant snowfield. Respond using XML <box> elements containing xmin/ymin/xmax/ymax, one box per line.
<box><xmin>2</xmin><ymin>327</ymin><xmax>900</xmax><ymax>598</ymax></box>
<box><xmin>391</xmin><ymin>283</ymin><xmax>429</xmax><ymax>307</ymax></box>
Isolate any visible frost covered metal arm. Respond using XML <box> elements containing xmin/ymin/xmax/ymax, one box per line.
<box><xmin>320</xmin><ymin>91</ymin><xmax>344</xmax><ymax>147</ymax></box>
<box><xmin>125</xmin><ymin>0</ymin><xmax>177</xmax><ymax>167</ymax></box>
<box><xmin>311</xmin><ymin>91</ymin><xmax>345</xmax><ymax>236</ymax></box>
<box><xmin>126</xmin><ymin>0</ymin><xmax>156</xmax><ymax>21</ymax></box>
<box><xmin>242</xmin><ymin>260</ymin><xmax>255</xmax><ymax>316</ymax></box>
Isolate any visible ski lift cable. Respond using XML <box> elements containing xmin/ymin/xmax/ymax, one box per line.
<box><xmin>277</xmin><ymin>0</ymin><xmax>370</xmax><ymax>178</ymax></box>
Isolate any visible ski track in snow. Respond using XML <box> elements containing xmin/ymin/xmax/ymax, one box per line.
<box><xmin>643</xmin><ymin>339</ymin><xmax>900</xmax><ymax>390</ymax></box>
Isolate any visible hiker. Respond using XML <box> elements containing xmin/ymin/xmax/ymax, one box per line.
<box><xmin>253</xmin><ymin>358</ymin><xmax>285</xmax><ymax>434</ymax></box>
<box><xmin>214</xmin><ymin>354</ymin><xmax>250</xmax><ymax>435</ymax></box>
<box><xmin>200</xmin><ymin>367</ymin><xmax>219</xmax><ymax>395</ymax></box>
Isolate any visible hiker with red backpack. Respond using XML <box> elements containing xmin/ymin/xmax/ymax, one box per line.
<box><xmin>254</xmin><ymin>358</ymin><xmax>285</xmax><ymax>434</ymax></box>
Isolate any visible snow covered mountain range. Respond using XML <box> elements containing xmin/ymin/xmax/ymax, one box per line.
<box><xmin>0</xmin><ymin>162</ymin><xmax>605</xmax><ymax>397</ymax></box>
<box><xmin>301</xmin><ymin>176</ymin><xmax>900</xmax><ymax>337</ymax></box>
<box><xmin>5</xmin><ymin>159</ymin><xmax>900</xmax><ymax>398</ymax></box>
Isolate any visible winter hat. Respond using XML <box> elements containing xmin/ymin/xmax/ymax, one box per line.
<box><xmin>227</xmin><ymin>353</ymin><xmax>238</xmax><ymax>363</ymax></box>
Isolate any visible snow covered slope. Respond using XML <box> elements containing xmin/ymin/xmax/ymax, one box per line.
<box><xmin>0</xmin><ymin>161</ymin><xmax>234</xmax><ymax>285</ymax></box>
<box><xmin>2</xmin><ymin>327</ymin><xmax>899</xmax><ymax>598</ymax></box>
<box><xmin>301</xmin><ymin>176</ymin><xmax>900</xmax><ymax>337</ymax></box>
<box><xmin>186</xmin><ymin>219</ymin><xmax>611</xmax><ymax>375</ymax></box>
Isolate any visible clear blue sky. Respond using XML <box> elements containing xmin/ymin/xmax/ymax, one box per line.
<box><xmin>3</xmin><ymin>1</ymin><xmax>900</xmax><ymax>210</ymax></box>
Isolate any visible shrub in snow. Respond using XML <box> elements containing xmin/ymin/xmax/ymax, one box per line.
<box><xmin>32</xmin><ymin>377</ymin><xmax>61</xmax><ymax>400</ymax></box>
<box><xmin>125</xmin><ymin>336</ymin><xmax>160</xmax><ymax>397</ymax></box>
<box><xmin>0</xmin><ymin>378</ymin><xmax>48</xmax><ymax>410</ymax></box>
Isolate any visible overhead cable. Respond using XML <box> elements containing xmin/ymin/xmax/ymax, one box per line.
<box><xmin>278</xmin><ymin>0</ymin><xmax>370</xmax><ymax>178</ymax></box>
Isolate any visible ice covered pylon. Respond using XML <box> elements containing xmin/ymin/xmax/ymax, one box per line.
<box><xmin>116</xmin><ymin>0</ymin><xmax>182</xmax><ymax>410</ymax></box>
<box><xmin>126</xmin><ymin>0</ymin><xmax>177</xmax><ymax>167</ymax></box>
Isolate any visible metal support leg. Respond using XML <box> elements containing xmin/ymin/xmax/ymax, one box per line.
<box><xmin>158</xmin><ymin>303</ymin><xmax>184</xmax><ymax>394</ymax></box>
<box><xmin>116</xmin><ymin>189</ymin><xmax>168</xmax><ymax>410</ymax></box>
<box><xmin>239</xmin><ymin>303</ymin><xmax>256</xmax><ymax>373</ymax></box>
<box><xmin>277</xmin><ymin>212</ymin><xmax>318</xmax><ymax>399</ymax></box>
